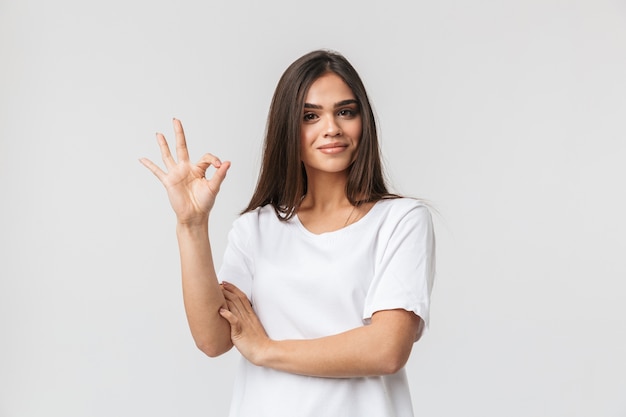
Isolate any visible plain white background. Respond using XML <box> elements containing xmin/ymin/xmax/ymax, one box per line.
<box><xmin>1</xmin><ymin>0</ymin><xmax>625</xmax><ymax>416</ymax></box>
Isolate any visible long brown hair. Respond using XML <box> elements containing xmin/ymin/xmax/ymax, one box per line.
<box><xmin>243</xmin><ymin>49</ymin><xmax>396</xmax><ymax>220</ymax></box>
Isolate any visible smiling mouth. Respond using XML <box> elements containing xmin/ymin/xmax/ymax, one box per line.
<box><xmin>317</xmin><ymin>143</ymin><xmax>349</xmax><ymax>154</ymax></box>
<box><xmin>318</xmin><ymin>142</ymin><xmax>348</xmax><ymax>150</ymax></box>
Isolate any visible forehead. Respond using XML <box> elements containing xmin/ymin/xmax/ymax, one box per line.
<box><xmin>305</xmin><ymin>72</ymin><xmax>355</xmax><ymax>104</ymax></box>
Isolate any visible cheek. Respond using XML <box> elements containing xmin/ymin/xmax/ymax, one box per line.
<box><xmin>353</xmin><ymin>125</ymin><xmax>363</xmax><ymax>145</ymax></box>
<box><xmin>300</xmin><ymin>126</ymin><xmax>316</xmax><ymax>147</ymax></box>
<box><xmin>300</xmin><ymin>129</ymin><xmax>313</xmax><ymax>161</ymax></box>
<box><xmin>350</xmin><ymin>118</ymin><xmax>363</xmax><ymax>143</ymax></box>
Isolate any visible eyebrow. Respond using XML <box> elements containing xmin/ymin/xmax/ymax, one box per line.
<box><xmin>303</xmin><ymin>99</ymin><xmax>359</xmax><ymax>110</ymax></box>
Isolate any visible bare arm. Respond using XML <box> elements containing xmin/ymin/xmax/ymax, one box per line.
<box><xmin>220</xmin><ymin>282</ymin><xmax>423</xmax><ymax>377</ymax></box>
<box><xmin>140</xmin><ymin>119</ymin><xmax>233</xmax><ymax>357</ymax></box>
<box><xmin>176</xmin><ymin>222</ymin><xmax>233</xmax><ymax>356</ymax></box>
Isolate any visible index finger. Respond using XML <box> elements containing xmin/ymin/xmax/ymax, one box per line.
<box><xmin>222</xmin><ymin>282</ymin><xmax>253</xmax><ymax>311</ymax></box>
<box><xmin>173</xmin><ymin>118</ymin><xmax>190</xmax><ymax>162</ymax></box>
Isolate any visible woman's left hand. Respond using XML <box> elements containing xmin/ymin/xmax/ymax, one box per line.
<box><xmin>219</xmin><ymin>282</ymin><xmax>271</xmax><ymax>365</ymax></box>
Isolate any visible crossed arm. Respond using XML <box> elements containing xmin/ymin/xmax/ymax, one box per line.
<box><xmin>176</xmin><ymin>225</ymin><xmax>422</xmax><ymax>376</ymax></box>
<box><xmin>219</xmin><ymin>282</ymin><xmax>423</xmax><ymax>378</ymax></box>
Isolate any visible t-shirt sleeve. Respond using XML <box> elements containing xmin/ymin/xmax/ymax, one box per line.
<box><xmin>217</xmin><ymin>214</ymin><xmax>255</xmax><ymax>301</ymax></box>
<box><xmin>362</xmin><ymin>203</ymin><xmax>436</xmax><ymax>327</ymax></box>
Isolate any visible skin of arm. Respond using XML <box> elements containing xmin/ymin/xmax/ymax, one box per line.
<box><xmin>219</xmin><ymin>282</ymin><xmax>423</xmax><ymax>378</ymax></box>
<box><xmin>177</xmin><ymin>222</ymin><xmax>233</xmax><ymax>357</ymax></box>
<box><xmin>140</xmin><ymin>119</ymin><xmax>233</xmax><ymax>357</ymax></box>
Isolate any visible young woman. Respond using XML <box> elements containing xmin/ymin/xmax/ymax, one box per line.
<box><xmin>141</xmin><ymin>49</ymin><xmax>435</xmax><ymax>417</ymax></box>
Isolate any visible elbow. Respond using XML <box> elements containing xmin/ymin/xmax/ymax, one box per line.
<box><xmin>378</xmin><ymin>353</ymin><xmax>409</xmax><ymax>375</ymax></box>
<box><xmin>190</xmin><ymin>317</ymin><xmax>234</xmax><ymax>357</ymax></box>
<box><xmin>375</xmin><ymin>341</ymin><xmax>413</xmax><ymax>375</ymax></box>
<box><xmin>366</xmin><ymin>310</ymin><xmax>422</xmax><ymax>375</ymax></box>
<box><xmin>195</xmin><ymin>338</ymin><xmax>233</xmax><ymax>358</ymax></box>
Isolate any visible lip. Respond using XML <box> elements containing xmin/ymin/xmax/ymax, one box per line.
<box><xmin>317</xmin><ymin>142</ymin><xmax>349</xmax><ymax>154</ymax></box>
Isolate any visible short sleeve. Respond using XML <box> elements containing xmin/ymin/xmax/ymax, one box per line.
<box><xmin>363</xmin><ymin>203</ymin><xmax>436</xmax><ymax>327</ymax></box>
<box><xmin>218</xmin><ymin>213</ymin><xmax>255</xmax><ymax>301</ymax></box>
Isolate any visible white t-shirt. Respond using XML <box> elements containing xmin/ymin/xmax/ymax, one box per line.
<box><xmin>218</xmin><ymin>197</ymin><xmax>436</xmax><ymax>417</ymax></box>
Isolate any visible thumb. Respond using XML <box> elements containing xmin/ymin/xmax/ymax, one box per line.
<box><xmin>219</xmin><ymin>308</ymin><xmax>239</xmax><ymax>333</ymax></box>
<box><xmin>208</xmin><ymin>160</ymin><xmax>231</xmax><ymax>192</ymax></box>
<box><xmin>213</xmin><ymin>160</ymin><xmax>231</xmax><ymax>180</ymax></box>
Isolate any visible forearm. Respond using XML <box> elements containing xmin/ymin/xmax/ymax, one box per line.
<box><xmin>259</xmin><ymin>310</ymin><xmax>420</xmax><ymax>378</ymax></box>
<box><xmin>177</xmin><ymin>221</ymin><xmax>232</xmax><ymax>357</ymax></box>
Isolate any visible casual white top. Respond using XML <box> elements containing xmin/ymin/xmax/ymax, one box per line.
<box><xmin>218</xmin><ymin>197</ymin><xmax>436</xmax><ymax>417</ymax></box>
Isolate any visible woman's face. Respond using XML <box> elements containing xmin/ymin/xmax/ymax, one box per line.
<box><xmin>300</xmin><ymin>72</ymin><xmax>362</xmax><ymax>176</ymax></box>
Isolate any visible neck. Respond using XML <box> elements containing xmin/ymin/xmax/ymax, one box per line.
<box><xmin>300</xmin><ymin>170</ymin><xmax>351</xmax><ymax>211</ymax></box>
<box><xmin>296</xmin><ymin>169</ymin><xmax>376</xmax><ymax>235</ymax></box>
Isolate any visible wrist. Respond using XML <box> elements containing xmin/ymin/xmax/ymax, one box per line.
<box><xmin>176</xmin><ymin>220</ymin><xmax>209</xmax><ymax>236</ymax></box>
<box><xmin>257</xmin><ymin>339</ymin><xmax>280</xmax><ymax>369</ymax></box>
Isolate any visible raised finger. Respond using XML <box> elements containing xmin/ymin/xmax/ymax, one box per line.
<box><xmin>156</xmin><ymin>133</ymin><xmax>176</xmax><ymax>169</ymax></box>
<box><xmin>139</xmin><ymin>157</ymin><xmax>166</xmax><ymax>182</ymax></box>
<box><xmin>173</xmin><ymin>118</ymin><xmax>190</xmax><ymax>163</ymax></box>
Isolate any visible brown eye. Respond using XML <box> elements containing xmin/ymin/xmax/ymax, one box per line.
<box><xmin>303</xmin><ymin>113</ymin><xmax>318</xmax><ymax>122</ymax></box>
<box><xmin>338</xmin><ymin>108</ymin><xmax>358</xmax><ymax>118</ymax></box>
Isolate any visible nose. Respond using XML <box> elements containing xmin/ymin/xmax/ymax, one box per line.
<box><xmin>324</xmin><ymin>117</ymin><xmax>342</xmax><ymax>137</ymax></box>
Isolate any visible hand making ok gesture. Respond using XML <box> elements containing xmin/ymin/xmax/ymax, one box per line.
<box><xmin>140</xmin><ymin>118</ymin><xmax>231</xmax><ymax>225</ymax></box>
